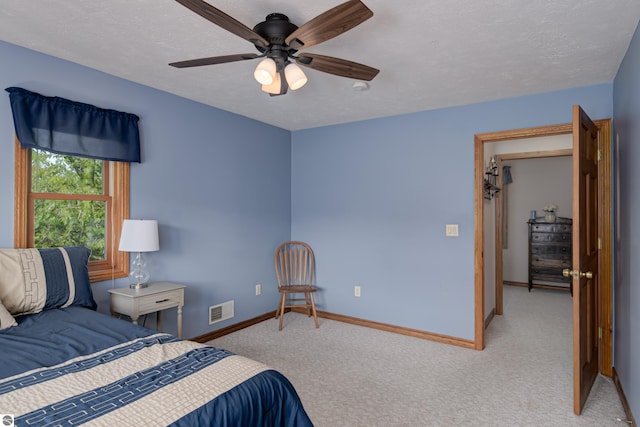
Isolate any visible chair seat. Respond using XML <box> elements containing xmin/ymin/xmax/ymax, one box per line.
<box><xmin>280</xmin><ymin>285</ymin><xmax>317</xmax><ymax>293</ymax></box>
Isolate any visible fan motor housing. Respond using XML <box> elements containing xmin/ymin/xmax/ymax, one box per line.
<box><xmin>253</xmin><ymin>13</ymin><xmax>298</xmax><ymax>49</ymax></box>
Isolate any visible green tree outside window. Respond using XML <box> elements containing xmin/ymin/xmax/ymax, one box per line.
<box><xmin>31</xmin><ymin>150</ymin><xmax>106</xmax><ymax>261</ymax></box>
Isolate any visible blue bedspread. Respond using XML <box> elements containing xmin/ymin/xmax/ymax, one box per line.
<box><xmin>0</xmin><ymin>307</ymin><xmax>313</xmax><ymax>426</ymax></box>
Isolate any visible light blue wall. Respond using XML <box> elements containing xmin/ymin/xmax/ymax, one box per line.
<box><xmin>291</xmin><ymin>84</ymin><xmax>612</xmax><ymax>340</ymax></box>
<box><xmin>0</xmin><ymin>41</ymin><xmax>291</xmax><ymax>339</ymax></box>
<box><xmin>613</xmin><ymin>21</ymin><xmax>640</xmax><ymax>421</ymax></box>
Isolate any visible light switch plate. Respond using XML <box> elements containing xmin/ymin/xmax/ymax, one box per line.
<box><xmin>446</xmin><ymin>224</ymin><xmax>459</xmax><ymax>237</ymax></box>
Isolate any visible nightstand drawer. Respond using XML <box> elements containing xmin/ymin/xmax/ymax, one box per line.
<box><xmin>138</xmin><ymin>290</ymin><xmax>184</xmax><ymax>313</ymax></box>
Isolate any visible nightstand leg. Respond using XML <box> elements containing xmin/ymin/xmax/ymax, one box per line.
<box><xmin>177</xmin><ymin>305</ymin><xmax>183</xmax><ymax>339</ymax></box>
<box><xmin>131</xmin><ymin>315</ymin><xmax>139</xmax><ymax>325</ymax></box>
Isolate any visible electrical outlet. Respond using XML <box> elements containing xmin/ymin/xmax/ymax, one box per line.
<box><xmin>255</xmin><ymin>283</ymin><xmax>261</xmax><ymax>296</ymax></box>
<box><xmin>446</xmin><ymin>224</ymin><xmax>459</xmax><ymax>237</ymax></box>
<box><xmin>354</xmin><ymin>285</ymin><xmax>361</xmax><ymax>297</ymax></box>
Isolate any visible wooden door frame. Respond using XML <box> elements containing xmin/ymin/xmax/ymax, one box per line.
<box><xmin>474</xmin><ymin>120</ymin><xmax>613</xmax><ymax>378</ymax></box>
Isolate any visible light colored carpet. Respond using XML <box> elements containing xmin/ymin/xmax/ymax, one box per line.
<box><xmin>208</xmin><ymin>286</ymin><xmax>627</xmax><ymax>426</ymax></box>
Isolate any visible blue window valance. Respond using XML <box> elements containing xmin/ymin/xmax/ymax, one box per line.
<box><xmin>5</xmin><ymin>87</ymin><xmax>141</xmax><ymax>163</ymax></box>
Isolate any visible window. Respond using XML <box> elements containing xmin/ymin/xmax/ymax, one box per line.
<box><xmin>14</xmin><ymin>138</ymin><xmax>130</xmax><ymax>282</ymax></box>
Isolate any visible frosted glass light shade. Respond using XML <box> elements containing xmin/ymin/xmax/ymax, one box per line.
<box><xmin>262</xmin><ymin>72</ymin><xmax>282</xmax><ymax>94</ymax></box>
<box><xmin>284</xmin><ymin>63</ymin><xmax>307</xmax><ymax>90</ymax></box>
<box><xmin>254</xmin><ymin>58</ymin><xmax>277</xmax><ymax>85</ymax></box>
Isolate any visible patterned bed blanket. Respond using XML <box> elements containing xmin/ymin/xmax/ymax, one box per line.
<box><xmin>0</xmin><ymin>308</ymin><xmax>313</xmax><ymax>426</ymax></box>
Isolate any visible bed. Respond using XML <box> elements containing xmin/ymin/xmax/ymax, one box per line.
<box><xmin>0</xmin><ymin>247</ymin><xmax>313</xmax><ymax>426</ymax></box>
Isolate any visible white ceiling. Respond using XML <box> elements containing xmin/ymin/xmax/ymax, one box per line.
<box><xmin>1</xmin><ymin>1</ymin><xmax>639</xmax><ymax>131</ymax></box>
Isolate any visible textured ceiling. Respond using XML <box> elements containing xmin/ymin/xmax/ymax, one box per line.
<box><xmin>1</xmin><ymin>1</ymin><xmax>638</xmax><ymax>130</ymax></box>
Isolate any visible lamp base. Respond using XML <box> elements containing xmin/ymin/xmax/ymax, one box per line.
<box><xmin>129</xmin><ymin>251</ymin><xmax>150</xmax><ymax>290</ymax></box>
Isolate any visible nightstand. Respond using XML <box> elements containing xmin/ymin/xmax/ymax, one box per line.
<box><xmin>108</xmin><ymin>282</ymin><xmax>186</xmax><ymax>338</ymax></box>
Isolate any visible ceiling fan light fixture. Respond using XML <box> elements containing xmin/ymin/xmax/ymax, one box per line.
<box><xmin>172</xmin><ymin>0</ymin><xmax>379</xmax><ymax>96</ymax></box>
<box><xmin>284</xmin><ymin>63</ymin><xmax>308</xmax><ymax>90</ymax></box>
<box><xmin>254</xmin><ymin>58</ymin><xmax>277</xmax><ymax>85</ymax></box>
<box><xmin>262</xmin><ymin>72</ymin><xmax>282</xmax><ymax>94</ymax></box>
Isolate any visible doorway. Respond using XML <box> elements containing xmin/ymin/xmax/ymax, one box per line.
<box><xmin>473</xmin><ymin>120</ymin><xmax>613</xmax><ymax>378</ymax></box>
<box><xmin>494</xmin><ymin>146</ymin><xmax>573</xmax><ymax>315</ymax></box>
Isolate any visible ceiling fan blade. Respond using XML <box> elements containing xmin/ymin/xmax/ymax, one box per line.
<box><xmin>295</xmin><ymin>53</ymin><xmax>379</xmax><ymax>81</ymax></box>
<box><xmin>169</xmin><ymin>53</ymin><xmax>262</xmax><ymax>68</ymax></box>
<box><xmin>169</xmin><ymin>53</ymin><xmax>260</xmax><ymax>68</ymax></box>
<box><xmin>175</xmin><ymin>0</ymin><xmax>268</xmax><ymax>48</ymax></box>
<box><xmin>285</xmin><ymin>0</ymin><xmax>373</xmax><ymax>50</ymax></box>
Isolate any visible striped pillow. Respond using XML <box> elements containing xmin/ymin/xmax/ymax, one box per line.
<box><xmin>0</xmin><ymin>246</ymin><xmax>96</xmax><ymax>316</ymax></box>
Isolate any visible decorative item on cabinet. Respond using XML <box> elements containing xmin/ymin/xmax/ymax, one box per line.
<box><xmin>542</xmin><ymin>203</ymin><xmax>558</xmax><ymax>223</ymax></box>
<box><xmin>527</xmin><ymin>216</ymin><xmax>572</xmax><ymax>294</ymax></box>
<box><xmin>484</xmin><ymin>156</ymin><xmax>500</xmax><ymax>199</ymax></box>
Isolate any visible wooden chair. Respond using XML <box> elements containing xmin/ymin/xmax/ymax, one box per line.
<box><xmin>274</xmin><ymin>241</ymin><xmax>319</xmax><ymax>331</ymax></box>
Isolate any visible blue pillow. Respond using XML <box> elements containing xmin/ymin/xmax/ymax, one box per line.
<box><xmin>0</xmin><ymin>246</ymin><xmax>96</xmax><ymax>316</ymax></box>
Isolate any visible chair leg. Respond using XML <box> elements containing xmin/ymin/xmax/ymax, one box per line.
<box><xmin>309</xmin><ymin>292</ymin><xmax>319</xmax><ymax>328</ymax></box>
<box><xmin>275</xmin><ymin>293</ymin><xmax>285</xmax><ymax>319</ymax></box>
<box><xmin>278</xmin><ymin>293</ymin><xmax>287</xmax><ymax>331</ymax></box>
<box><xmin>304</xmin><ymin>292</ymin><xmax>312</xmax><ymax>317</ymax></box>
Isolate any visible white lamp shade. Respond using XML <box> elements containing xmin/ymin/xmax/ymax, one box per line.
<box><xmin>119</xmin><ymin>219</ymin><xmax>159</xmax><ymax>252</ymax></box>
<box><xmin>262</xmin><ymin>72</ymin><xmax>282</xmax><ymax>94</ymax></box>
<box><xmin>284</xmin><ymin>63</ymin><xmax>308</xmax><ymax>90</ymax></box>
<box><xmin>254</xmin><ymin>58</ymin><xmax>276</xmax><ymax>85</ymax></box>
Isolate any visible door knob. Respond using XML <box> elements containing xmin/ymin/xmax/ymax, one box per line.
<box><xmin>563</xmin><ymin>269</ymin><xmax>593</xmax><ymax>279</ymax></box>
<box><xmin>580</xmin><ymin>271</ymin><xmax>593</xmax><ymax>279</ymax></box>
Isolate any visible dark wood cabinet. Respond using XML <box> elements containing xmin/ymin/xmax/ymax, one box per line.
<box><xmin>527</xmin><ymin>217</ymin><xmax>572</xmax><ymax>293</ymax></box>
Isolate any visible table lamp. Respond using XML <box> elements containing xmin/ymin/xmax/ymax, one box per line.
<box><xmin>118</xmin><ymin>219</ymin><xmax>159</xmax><ymax>289</ymax></box>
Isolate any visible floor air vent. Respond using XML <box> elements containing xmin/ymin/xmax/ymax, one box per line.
<box><xmin>209</xmin><ymin>300</ymin><xmax>234</xmax><ymax>325</ymax></box>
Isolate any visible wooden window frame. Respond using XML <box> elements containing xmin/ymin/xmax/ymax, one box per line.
<box><xmin>13</xmin><ymin>138</ymin><xmax>130</xmax><ymax>282</ymax></box>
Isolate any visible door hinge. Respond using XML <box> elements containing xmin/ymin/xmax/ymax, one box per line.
<box><xmin>598</xmin><ymin>327</ymin><xmax>603</xmax><ymax>339</ymax></box>
<box><xmin>598</xmin><ymin>237</ymin><xmax>602</xmax><ymax>250</ymax></box>
<box><xmin>597</xmin><ymin>149</ymin><xmax>602</xmax><ymax>161</ymax></box>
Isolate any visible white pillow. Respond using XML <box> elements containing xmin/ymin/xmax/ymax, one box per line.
<box><xmin>0</xmin><ymin>300</ymin><xmax>17</xmax><ymax>330</ymax></box>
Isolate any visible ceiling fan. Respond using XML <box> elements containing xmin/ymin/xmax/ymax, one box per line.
<box><xmin>169</xmin><ymin>0</ymin><xmax>379</xmax><ymax>96</ymax></box>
